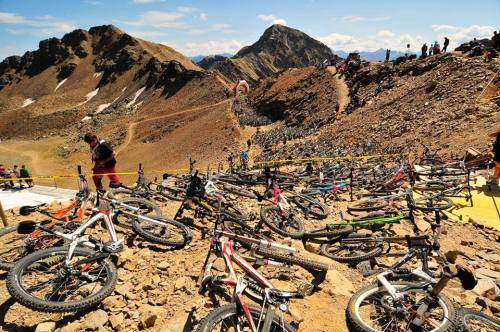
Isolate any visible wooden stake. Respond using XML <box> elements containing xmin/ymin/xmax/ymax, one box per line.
<box><xmin>0</xmin><ymin>201</ymin><xmax>8</xmax><ymax>227</ymax></box>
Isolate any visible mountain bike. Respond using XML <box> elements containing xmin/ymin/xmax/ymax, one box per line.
<box><xmin>197</xmin><ymin>228</ymin><xmax>322</xmax><ymax>331</ymax></box>
<box><xmin>346</xmin><ymin>262</ymin><xmax>477</xmax><ymax>332</ymax></box>
<box><xmin>0</xmin><ymin>166</ymin><xmax>92</xmax><ymax>270</ymax></box>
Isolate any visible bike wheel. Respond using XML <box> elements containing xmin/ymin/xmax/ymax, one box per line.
<box><xmin>320</xmin><ymin>235</ymin><xmax>383</xmax><ymax>263</ymax></box>
<box><xmin>113</xmin><ymin>197</ymin><xmax>162</xmax><ymax>225</ymax></box>
<box><xmin>0</xmin><ymin>226</ymin><xmax>65</xmax><ymax>270</ymax></box>
<box><xmin>158</xmin><ymin>185</ymin><xmax>186</xmax><ymax>201</ymax></box>
<box><xmin>254</xmin><ymin>247</ymin><xmax>329</xmax><ymax>272</ymax></box>
<box><xmin>132</xmin><ymin>217</ymin><xmax>192</xmax><ymax>247</ymax></box>
<box><xmin>290</xmin><ymin>194</ymin><xmax>329</xmax><ymax>219</ymax></box>
<box><xmin>304</xmin><ymin>224</ymin><xmax>354</xmax><ymax>240</ymax></box>
<box><xmin>260</xmin><ymin>206</ymin><xmax>305</xmax><ymax>239</ymax></box>
<box><xmin>196</xmin><ymin>303</ymin><xmax>295</xmax><ymax>332</ymax></box>
<box><xmin>411</xmin><ymin>196</ymin><xmax>453</xmax><ymax>212</ymax></box>
<box><xmin>7</xmin><ymin>246</ymin><xmax>117</xmax><ymax>313</ymax></box>
<box><xmin>347</xmin><ymin>199</ymin><xmax>388</xmax><ymax>212</ymax></box>
<box><xmin>456</xmin><ymin>308</ymin><xmax>500</xmax><ymax>332</ymax></box>
<box><xmin>413</xmin><ymin>181</ymin><xmax>446</xmax><ymax>192</ymax></box>
<box><xmin>347</xmin><ymin>282</ymin><xmax>455</xmax><ymax>332</ymax></box>
<box><xmin>222</xmin><ymin>183</ymin><xmax>257</xmax><ymax>199</ymax></box>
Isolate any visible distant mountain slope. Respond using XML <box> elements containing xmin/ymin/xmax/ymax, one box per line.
<box><xmin>336</xmin><ymin>48</ymin><xmax>408</xmax><ymax>61</ymax></box>
<box><xmin>211</xmin><ymin>24</ymin><xmax>337</xmax><ymax>85</ymax></box>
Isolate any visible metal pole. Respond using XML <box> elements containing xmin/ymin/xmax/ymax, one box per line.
<box><xmin>0</xmin><ymin>201</ymin><xmax>8</xmax><ymax>227</ymax></box>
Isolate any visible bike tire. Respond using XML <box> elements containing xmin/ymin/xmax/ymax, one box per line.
<box><xmin>347</xmin><ymin>199</ymin><xmax>388</xmax><ymax>212</ymax></box>
<box><xmin>304</xmin><ymin>224</ymin><xmax>354</xmax><ymax>239</ymax></box>
<box><xmin>320</xmin><ymin>235</ymin><xmax>383</xmax><ymax>263</ymax></box>
<box><xmin>7</xmin><ymin>246</ymin><xmax>117</xmax><ymax>313</ymax></box>
<box><xmin>260</xmin><ymin>206</ymin><xmax>305</xmax><ymax>239</ymax></box>
<box><xmin>290</xmin><ymin>194</ymin><xmax>329</xmax><ymax>219</ymax></box>
<box><xmin>455</xmin><ymin>308</ymin><xmax>500</xmax><ymax>332</ymax></box>
<box><xmin>411</xmin><ymin>197</ymin><xmax>453</xmax><ymax>212</ymax></box>
<box><xmin>115</xmin><ymin>197</ymin><xmax>162</xmax><ymax>218</ymax></box>
<box><xmin>196</xmin><ymin>303</ymin><xmax>295</xmax><ymax>332</ymax></box>
<box><xmin>158</xmin><ymin>185</ymin><xmax>186</xmax><ymax>201</ymax></box>
<box><xmin>132</xmin><ymin>217</ymin><xmax>192</xmax><ymax>247</ymax></box>
<box><xmin>222</xmin><ymin>183</ymin><xmax>257</xmax><ymax>199</ymax></box>
<box><xmin>254</xmin><ymin>247</ymin><xmax>329</xmax><ymax>272</ymax></box>
<box><xmin>347</xmin><ymin>281</ymin><xmax>455</xmax><ymax>332</ymax></box>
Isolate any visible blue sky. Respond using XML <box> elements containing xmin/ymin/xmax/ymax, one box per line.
<box><xmin>0</xmin><ymin>0</ymin><xmax>499</xmax><ymax>60</ymax></box>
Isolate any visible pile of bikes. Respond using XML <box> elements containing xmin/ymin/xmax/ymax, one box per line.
<box><xmin>0</xmin><ymin>152</ymin><xmax>498</xmax><ymax>332</ymax></box>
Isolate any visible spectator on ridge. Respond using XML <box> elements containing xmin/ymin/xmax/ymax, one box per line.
<box><xmin>385</xmin><ymin>49</ymin><xmax>391</xmax><ymax>62</ymax></box>
<box><xmin>421</xmin><ymin>43</ymin><xmax>428</xmax><ymax>59</ymax></box>
<box><xmin>428</xmin><ymin>44</ymin><xmax>433</xmax><ymax>56</ymax></box>
<box><xmin>442</xmin><ymin>37</ymin><xmax>450</xmax><ymax>52</ymax></box>
<box><xmin>492</xmin><ymin>31</ymin><xmax>500</xmax><ymax>50</ymax></box>
<box><xmin>83</xmin><ymin>132</ymin><xmax>121</xmax><ymax>190</ymax></box>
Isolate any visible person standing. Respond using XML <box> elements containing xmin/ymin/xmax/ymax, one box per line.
<box><xmin>421</xmin><ymin>43</ymin><xmax>428</xmax><ymax>59</ymax></box>
<box><xmin>442</xmin><ymin>37</ymin><xmax>450</xmax><ymax>52</ymax></box>
<box><xmin>12</xmin><ymin>165</ymin><xmax>22</xmax><ymax>188</ymax></box>
<box><xmin>20</xmin><ymin>165</ymin><xmax>33</xmax><ymax>187</ymax></box>
<box><xmin>385</xmin><ymin>49</ymin><xmax>391</xmax><ymax>62</ymax></box>
<box><xmin>428</xmin><ymin>44</ymin><xmax>433</xmax><ymax>56</ymax></box>
<box><xmin>83</xmin><ymin>133</ymin><xmax>121</xmax><ymax>190</ymax></box>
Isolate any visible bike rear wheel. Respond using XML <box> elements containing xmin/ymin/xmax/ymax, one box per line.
<box><xmin>455</xmin><ymin>308</ymin><xmax>500</xmax><ymax>332</ymax></box>
<box><xmin>196</xmin><ymin>303</ymin><xmax>295</xmax><ymax>332</ymax></box>
<box><xmin>320</xmin><ymin>235</ymin><xmax>383</xmax><ymax>263</ymax></box>
<box><xmin>7</xmin><ymin>246</ymin><xmax>117</xmax><ymax>313</ymax></box>
<box><xmin>347</xmin><ymin>282</ymin><xmax>455</xmax><ymax>332</ymax></box>
<box><xmin>260</xmin><ymin>206</ymin><xmax>305</xmax><ymax>239</ymax></box>
<box><xmin>132</xmin><ymin>217</ymin><xmax>192</xmax><ymax>247</ymax></box>
<box><xmin>290</xmin><ymin>194</ymin><xmax>329</xmax><ymax>219</ymax></box>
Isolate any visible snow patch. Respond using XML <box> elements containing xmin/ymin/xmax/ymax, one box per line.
<box><xmin>81</xmin><ymin>116</ymin><xmax>92</xmax><ymax>122</ymax></box>
<box><xmin>77</xmin><ymin>88</ymin><xmax>99</xmax><ymax>107</ymax></box>
<box><xmin>126</xmin><ymin>87</ymin><xmax>146</xmax><ymax>108</ymax></box>
<box><xmin>121</xmin><ymin>87</ymin><xmax>127</xmax><ymax>92</ymax></box>
<box><xmin>95</xmin><ymin>103</ymin><xmax>111</xmax><ymax>114</ymax></box>
<box><xmin>21</xmin><ymin>98</ymin><xmax>35</xmax><ymax>108</ymax></box>
<box><xmin>54</xmin><ymin>78</ymin><xmax>67</xmax><ymax>92</ymax></box>
<box><xmin>93</xmin><ymin>72</ymin><xmax>103</xmax><ymax>78</ymax></box>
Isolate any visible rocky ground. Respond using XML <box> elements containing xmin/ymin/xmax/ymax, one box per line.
<box><xmin>0</xmin><ymin>188</ymin><xmax>498</xmax><ymax>332</ymax></box>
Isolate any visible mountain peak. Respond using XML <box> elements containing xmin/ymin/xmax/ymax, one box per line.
<box><xmin>88</xmin><ymin>24</ymin><xmax>124</xmax><ymax>37</ymax></box>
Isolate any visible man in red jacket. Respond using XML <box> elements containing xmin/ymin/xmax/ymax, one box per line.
<box><xmin>83</xmin><ymin>133</ymin><xmax>121</xmax><ymax>190</ymax></box>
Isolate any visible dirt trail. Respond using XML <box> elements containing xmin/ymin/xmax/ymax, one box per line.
<box><xmin>326</xmin><ymin>66</ymin><xmax>350</xmax><ymax>112</ymax></box>
<box><xmin>117</xmin><ymin>99</ymin><xmax>231</xmax><ymax>155</ymax></box>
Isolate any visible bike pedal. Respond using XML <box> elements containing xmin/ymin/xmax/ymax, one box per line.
<box><xmin>103</xmin><ymin>241</ymin><xmax>124</xmax><ymax>253</ymax></box>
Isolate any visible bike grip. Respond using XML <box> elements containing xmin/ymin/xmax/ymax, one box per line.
<box><xmin>139</xmin><ymin>163</ymin><xmax>142</xmax><ymax>170</ymax></box>
<box><xmin>77</xmin><ymin>165</ymin><xmax>82</xmax><ymax>175</ymax></box>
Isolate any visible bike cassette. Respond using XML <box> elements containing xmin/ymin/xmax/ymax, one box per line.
<box><xmin>103</xmin><ymin>241</ymin><xmax>124</xmax><ymax>253</ymax></box>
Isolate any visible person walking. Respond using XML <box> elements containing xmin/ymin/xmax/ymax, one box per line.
<box><xmin>421</xmin><ymin>43</ymin><xmax>428</xmax><ymax>59</ymax></box>
<box><xmin>83</xmin><ymin>133</ymin><xmax>121</xmax><ymax>190</ymax></box>
<box><xmin>442</xmin><ymin>37</ymin><xmax>450</xmax><ymax>52</ymax></box>
<box><xmin>20</xmin><ymin>165</ymin><xmax>33</xmax><ymax>187</ymax></box>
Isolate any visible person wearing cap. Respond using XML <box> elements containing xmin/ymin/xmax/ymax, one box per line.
<box><xmin>490</xmin><ymin>127</ymin><xmax>500</xmax><ymax>184</ymax></box>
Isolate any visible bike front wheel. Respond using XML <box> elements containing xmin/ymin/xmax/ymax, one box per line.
<box><xmin>132</xmin><ymin>217</ymin><xmax>192</xmax><ymax>247</ymax></box>
<box><xmin>7</xmin><ymin>246</ymin><xmax>117</xmax><ymax>313</ymax></box>
<box><xmin>260</xmin><ymin>206</ymin><xmax>305</xmax><ymax>239</ymax></box>
<box><xmin>196</xmin><ymin>303</ymin><xmax>296</xmax><ymax>332</ymax></box>
<box><xmin>347</xmin><ymin>282</ymin><xmax>455</xmax><ymax>332</ymax></box>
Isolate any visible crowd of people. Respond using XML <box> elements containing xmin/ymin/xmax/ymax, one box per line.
<box><xmin>0</xmin><ymin>164</ymin><xmax>33</xmax><ymax>189</ymax></box>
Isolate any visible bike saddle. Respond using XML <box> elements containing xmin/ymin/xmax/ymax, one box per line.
<box><xmin>17</xmin><ymin>220</ymin><xmax>37</xmax><ymax>234</ymax></box>
<box><xmin>19</xmin><ymin>205</ymin><xmax>38</xmax><ymax>216</ymax></box>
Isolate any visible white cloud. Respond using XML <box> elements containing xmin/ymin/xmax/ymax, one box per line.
<box><xmin>256</xmin><ymin>14</ymin><xmax>287</xmax><ymax>26</ymax></box>
<box><xmin>123</xmin><ymin>11</ymin><xmax>188</xmax><ymax>29</ymax></box>
<box><xmin>131</xmin><ymin>0</ymin><xmax>155</xmax><ymax>3</ymax></box>
<box><xmin>85</xmin><ymin>1</ymin><xmax>102</xmax><ymax>5</ymax></box>
<box><xmin>0</xmin><ymin>12</ymin><xmax>28</xmax><ymax>24</ymax></box>
<box><xmin>0</xmin><ymin>12</ymin><xmax>76</xmax><ymax>35</ymax></box>
<box><xmin>128</xmin><ymin>30</ymin><xmax>168</xmax><ymax>38</ymax></box>
<box><xmin>377</xmin><ymin>30</ymin><xmax>395</xmax><ymax>38</ymax></box>
<box><xmin>318</xmin><ymin>31</ymin><xmax>425</xmax><ymax>52</ymax></box>
<box><xmin>342</xmin><ymin>16</ymin><xmax>364</xmax><ymax>23</ymax></box>
<box><xmin>431</xmin><ymin>24</ymin><xmax>495</xmax><ymax>48</ymax></box>
<box><xmin>335</xmin><ymin>15</ymin><xmax>391</xmax><ymax>23</ymax></box>
<box><xmin>168</xmin><ymin>40</ymin><xmax>245</xmax><ymax>56</ymax></box>
<box><xmin>189</xmin><ymin>23</ymin><xmax>232</xmax><ymax>35</ymax></box>
<box><xmin>199</xmin><ymin>13</ymin><xmax>208</xmax><ymax>21</ymax></box>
